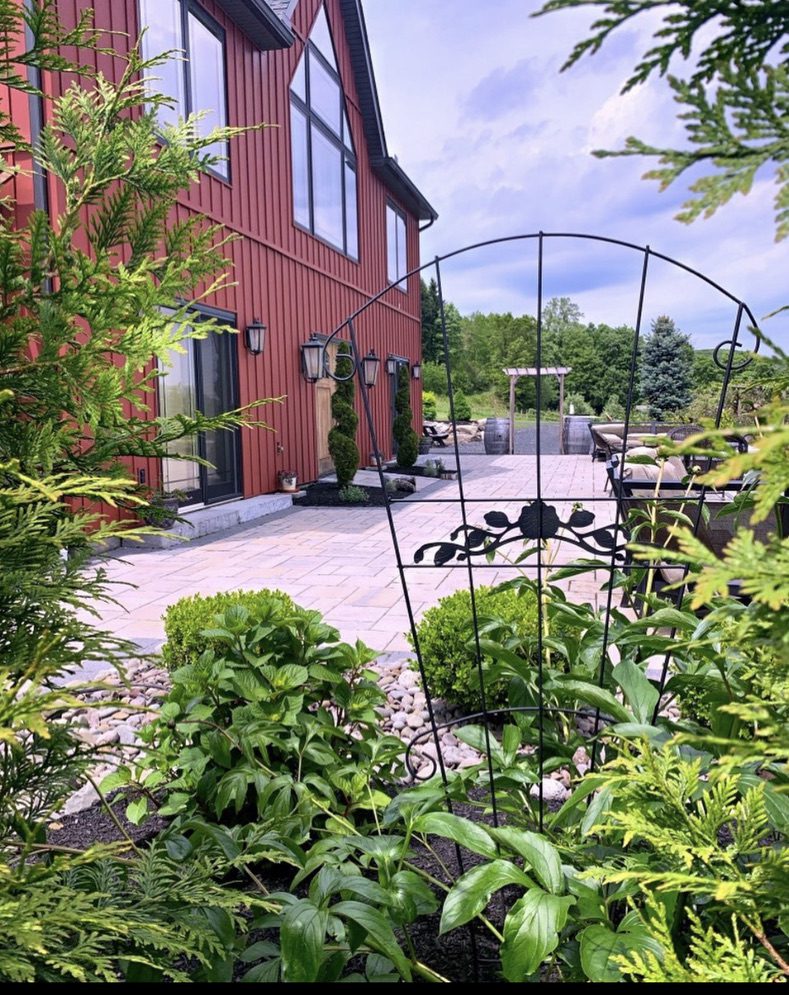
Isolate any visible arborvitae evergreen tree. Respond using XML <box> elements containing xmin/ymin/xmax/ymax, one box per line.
<box><xmin>420</xmin><ymin>277</ymin><xmax>441</xmax><ymax>364</ymax></box>
<box><xmin>453</xmin><ymin>390</ymin><xmax>472</xmax><ymax>421</ymax></box>
<box><xmin>640</xmin><ymin>315</ymin><xmax>693</xmax><ymax>419</ymax></box>
<box><xmin>0</xmin><ymin>15</ymin><xmax>268</xmax><ymax>978</ymax></box>
<box><xmin>328</xmin><ymin>343</ymin><xmax>359</xmax><ymax>487</ymax></box>
<box><xmin>393</xmin><ymin>364</ymin><xmax>419</xmax><ymax>469</ymax></box>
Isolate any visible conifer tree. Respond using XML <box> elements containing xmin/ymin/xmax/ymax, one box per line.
<box><xmin>328</xmin><ymin>342</ymin><xmax>359</xmax><ymax>487</ymax></box>
<box><xmin>640</xmin><ymin>315</ymin><xmax>693</xmax><ymax>419</ymax></box>
<box><xmin>393</xmin><ymin>364</ymin><xmax>419</xmax><ymax>469</ymax></box>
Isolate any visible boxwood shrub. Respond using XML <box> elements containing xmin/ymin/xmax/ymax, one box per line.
<box><xmin>409</xmin><ymin>584</ymin><xmax>544</xmax><ymax>712</ymax></box>
<box><xmin>161</xmin><ymin>588</ymin><xmax>295</xmax><ymax>670</ymax></box>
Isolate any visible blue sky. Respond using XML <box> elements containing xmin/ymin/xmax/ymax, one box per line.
<box><xmin>363</xmin><ymin>0</ymin><xmax>788</xmax><ymax>353</ymax></box>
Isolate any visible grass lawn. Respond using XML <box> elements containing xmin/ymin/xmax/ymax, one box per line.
<box><xmin>431</xmin><ymin>390</ymin><xmax>560</xmax><ymax>424</ymax></box>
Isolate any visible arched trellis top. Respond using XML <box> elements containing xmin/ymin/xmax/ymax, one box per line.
<box><xmin>503</xmin><ymin>367</ymin><xmax>572</xmax><ymax>454</ymax></box>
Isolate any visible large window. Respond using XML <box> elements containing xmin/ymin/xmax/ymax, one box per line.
<box><xmin>386</xmin><ymin>203</ymin><xmax>407</xmax><ymax>290</ymax></box>
<box><xmin>290</xmin><ymin>5</ymin><xmax>358</xmax><ymax>258</ymax></box>
<box><xmin>139</xmin><ymin>0</ymin><xmax>229</xmax><ymax>180</ymax></box>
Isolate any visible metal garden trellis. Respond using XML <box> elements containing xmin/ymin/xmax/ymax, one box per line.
<box><xmin>309</xmin><ymin>230</ymin><xmax>760</xmax><ymax>971</ymax></box>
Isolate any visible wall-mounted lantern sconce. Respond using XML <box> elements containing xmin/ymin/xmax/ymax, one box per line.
<box><xmin>411</xmin><ymin>362</ymin><xmax>421</xmax><ymax>380</ymax></box>
<box><xmin>386</xmin><ymin>356</ymin><xmax>397</xmax><ymax>376</ymax></box>
<box><xmin>244</xmin><ymin>319</ymin><xmax>266</xmax><ymax>355</ymax></box>
<box><xmin>300</xmin><ymin>335</ymin><xmax>324</xmax><ymax>382</ymax></box>
<box><xmin>361</xmin><ymin>350</ymin><xmax>381</xmax><ymax>388</ymax></box>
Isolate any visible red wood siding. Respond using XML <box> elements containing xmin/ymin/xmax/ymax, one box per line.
<box><xmin>36</xmin><ymin>0</ymin><xmax>423</xmax><ymax>501</ymax></box>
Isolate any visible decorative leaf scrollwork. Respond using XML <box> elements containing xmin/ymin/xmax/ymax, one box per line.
<box><xmin>414</xmin><ymin>500</ymin><xmax>625</xmax><ymax>565</ymax></box>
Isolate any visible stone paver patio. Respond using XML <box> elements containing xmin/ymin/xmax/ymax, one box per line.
<box><xmin>88</xmin><ymin>454</ymin><xmax>611</xmax><ymax>662</ymax></box>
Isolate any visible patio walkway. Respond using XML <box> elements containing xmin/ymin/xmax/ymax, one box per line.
<box><xmin>88</xmin><ymin>454</ymin><xmax>612</xmax><ymax>661</ymax></box>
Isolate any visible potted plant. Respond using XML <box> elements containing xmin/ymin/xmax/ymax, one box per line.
<box><xmin>277</xmin><ymin>469</ymin><xmax>298</xmax><ymax>492</ymax></box>
<box><xmin>140</xmin><ymin>489</ymin><xmax>185</xmax><ymax>529</ymax></box>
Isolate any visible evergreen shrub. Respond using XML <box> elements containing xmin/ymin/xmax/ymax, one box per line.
<box><xmin>393</xmin><ymin>364</ymin><xmax>419</xmax><ymax>469</ymax></box>
<box><xmin>410</xmin><ymin>585</ymin><xmax>543</xmax><ymax>711</ymax></box>
<box><xmin>328</xmin><ymin>343</ymin><xmax>359</xmax><ymax>487</ymax></box>
<box><xmin>453</xmin><ymin>390</ymin><xmax>472</xmax><ymax>421</ymax></box>
<box><xmin>162</xmin><ymin>589</ymin><xmax>295</xmax><ymax>669</ymax></box>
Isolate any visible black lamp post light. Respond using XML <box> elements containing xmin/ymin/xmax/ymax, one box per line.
<box><xmin>361</xmin><ymin>349</ymin><xmax>381</xmax><ymax>388</ymax></box>
<box><xmin>244</xmin><ymin>319</ymin><xmax>266</xmax><ymax>355</ymax></box>
<box><xmin>300</xmin><ymin>334</ymin><xmax>325</xmax><ymax>383</ymax></box>
<box><xmin>300</xmin><ymin>335</ymin><xmax>382</xmax><ymax>389</ymax></box>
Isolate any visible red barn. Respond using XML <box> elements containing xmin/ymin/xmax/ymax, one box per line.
<box><xmin>15</xmin><ymin>0</ymin><xmax>435</xmax><ymax>524</ymax></box>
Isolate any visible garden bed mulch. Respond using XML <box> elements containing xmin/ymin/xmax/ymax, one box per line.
<box><xmin>293</xmin><ymin>482</ymin><xmax>411</xmax><ymax>508</ymax></box>
<box><xmin>48</xmin><ymin>793</ymin><xmax>560</xmax><ymax>984</ymax></box>
<box><xmin>48</xmin><ymin>793</ymin><xmax>167</xmax><ymax>850</ymax></box>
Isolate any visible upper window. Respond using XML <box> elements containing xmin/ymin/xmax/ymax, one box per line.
<box><xmin>290</xmin><ymin>5</ymin><xmax>358</xmax><ymax>259</ymax></box>
<box><xmin>139</xmin><ymin>0</ymin><xmax>229</xmax><ymax>180</ymax></box>
<box><xmin>386</xmin><ymin>203</ymin><xmax>407</xmax><ymax>290</ymax></box>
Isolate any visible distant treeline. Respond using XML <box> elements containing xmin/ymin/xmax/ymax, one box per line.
<box><xmin>420</xmin><ymin>281</ymin><xmax>777</xmax><ymax>419</ymax></box>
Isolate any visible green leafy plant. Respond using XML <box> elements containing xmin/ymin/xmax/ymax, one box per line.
<box><xmin>129</xmin><ymin>599</ymin><xmax>404</xmax><ymax>838</ymax></box>
<box><xmin>537</xmin><ymin>0</ymin><xmax>789</xmax><ymax>240</ymax></box>
<box><xmin>422</xmin><ymin>389</ymin><xmax>438</xmax><ymax>420</ymax></box>
<box><xmin>0</xmin><ymin>840</ymin><xmax>262</xmax><ymax>983</ymax></box>
<box><xmin>565</xmin><ymin>392</ymin><xmax>593</xmax><ymax>415</ymax></box>
<box><xmin>453</xmin><ymin>390</ymin><xmax>472</xmax><ymax>421</ymax></box>
<box><xmin>161</xmin><ymin>588</ymin><xmax>295</xmax><ymax>670</ymax></box>
<box><xmin>601</xmin><ymin>393</ymin><xmax>625</xmax><ymax>422</ymax></box>
<box><xmin>393</xmin><ymin>364</ymin><xmax>419</xmax><ymax>469</ymax></box>
<box><xmin>0</xmin><ymin>7</ymin><xmax>274</xmax><ymax>983</ymax></box>
<box><xmin>338</xmin><ymin>483</ymin><xmax>370</xmax><ymax>504</ymax></box>
<box><xmin>411</xmin><ymin>584</ymin><xmax>549</xmax><ymax>711</ymax></box>
<box><xmin>328</xmin><ymin>342</ymin><xmax>360</xmax><ymax>488</ymax></box>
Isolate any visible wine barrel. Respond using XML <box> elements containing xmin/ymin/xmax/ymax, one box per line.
<box><xmin>484</xmin><ymin>417</ymin><xmax>510</xmax><ymax>455</ymax></box>
<box><xmin>562</xmin><ymin>415</ymin><xmax>594</xmax><ymax>455</ymax></box>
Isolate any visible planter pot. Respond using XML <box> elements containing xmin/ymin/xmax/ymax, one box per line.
<box><xmin>141</xmin><ymin>496</ymin><xmax>179</xmax><ymax>529</ymax></box>
<box><xmin>418</xmin><ymin>436</ymin><xmax>432</xmax><ymax>455</ymax></box>
<box><xmin>278</xmin><ymin>475</ymin><xmax>298</xmax><ymax>493</ymax></box>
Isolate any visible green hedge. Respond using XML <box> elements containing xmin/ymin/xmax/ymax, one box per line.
<box><xmin>410</xmin><ymin>585</ymin><xmax>543</xmax><ymax>711</ymax></box>
<box><xmin>161</xmin><ymin>588</ymin><xmax>295</xmax><ymax>669</ymax></box>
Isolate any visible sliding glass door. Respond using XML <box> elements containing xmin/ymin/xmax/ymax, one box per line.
<box><xmin>158</xmin><ymin>313</ymin><xmax>241</xmax><ymax>506</ymax></box>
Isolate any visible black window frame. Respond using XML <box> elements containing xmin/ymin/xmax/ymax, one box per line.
<box><xmin>138</xmin><ymin>0</ymin><xmax>232</xmax><ymax>184</ymax></box>
<box><xmin>157</xmin><ymin>300</ymin><xmax>243</xmax><ymax>506</ymax></box>
<box><xmin>289</xmin><ymin>18</ymin><xmax>359</xmax><ymax>260</ymax></box>
<box><xmin>386</xmin><ymin>201</ymin><xmax>408</xmax><ymax>292</ymax></box>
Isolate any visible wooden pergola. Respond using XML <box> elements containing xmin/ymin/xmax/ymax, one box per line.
<box><xmin>503</xmin><ymin>367</ymin><xmax>572</xmax><ymax>454</ymax></box>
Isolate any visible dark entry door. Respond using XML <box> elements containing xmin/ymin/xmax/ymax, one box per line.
<box><xmin>388</xmin><ymin>356</ymin><xmax>410</xmax><ymax>455</ymax></box>
<box><xmin>159</xmin><ymin>315</ymin><xmax>242</xmax><ymax>506</ymax></box>
<box><xmin>195</xmin><ymin>330</ymin><xmax>242</xmax><ymax>503</ymax></box>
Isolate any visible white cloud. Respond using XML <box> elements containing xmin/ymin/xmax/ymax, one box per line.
<box><xmin>363</xmin><ymin>0</ymin><xmax>788</xmax><ymax>348</ymax></box>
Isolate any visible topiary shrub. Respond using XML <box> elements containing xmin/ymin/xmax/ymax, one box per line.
<box><xmin>410</xmin><ymin>585</ymin><xmax>545</xmax><ymax>711</ymax></box>
<box><xmin>328</xmin><ymin>342</ymin><xmax>359</xmax><ymax>487</ymax></box>
<box><xmin>453</xmin><ymin>390</ymin><xmax>472</xmax><ymax>421</ymax></box>
<box><xmin>161</xmin><ymin>588</ymin><xmax>295</xmax><ymax>669</ymax></box>
<box><xmin>394</xmin><ymin>364</ymin><xmax>419</xmax><ymax>469</ymax></box>
<box><xmin>422</xmin><ymin>390</ymin><xmax>437</xmax><ymax>420</ymax></box>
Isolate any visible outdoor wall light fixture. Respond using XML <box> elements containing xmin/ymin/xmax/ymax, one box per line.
<box><xmin>300</xmin><ymin>335</ymin><xmax>324</xmax><ymax>382</ymax></box>
<box><xmin>361</xmin><ymin>350</ymin><xmax>381</xmax><ymax>388</ymax></box>
<box><xmin>386</xmin><ymin>356</ymin><xmax>397</xmax><ymax>376</ymax></box>
<box><xmin>411</xmin><ymin>362</ymin><xmax>421</xmax><ymax>380</ymax></box>
<box><xmin>244</xmin><ymin>319</ymin><xmax>266</xmax><ymax>355</ymax></box>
